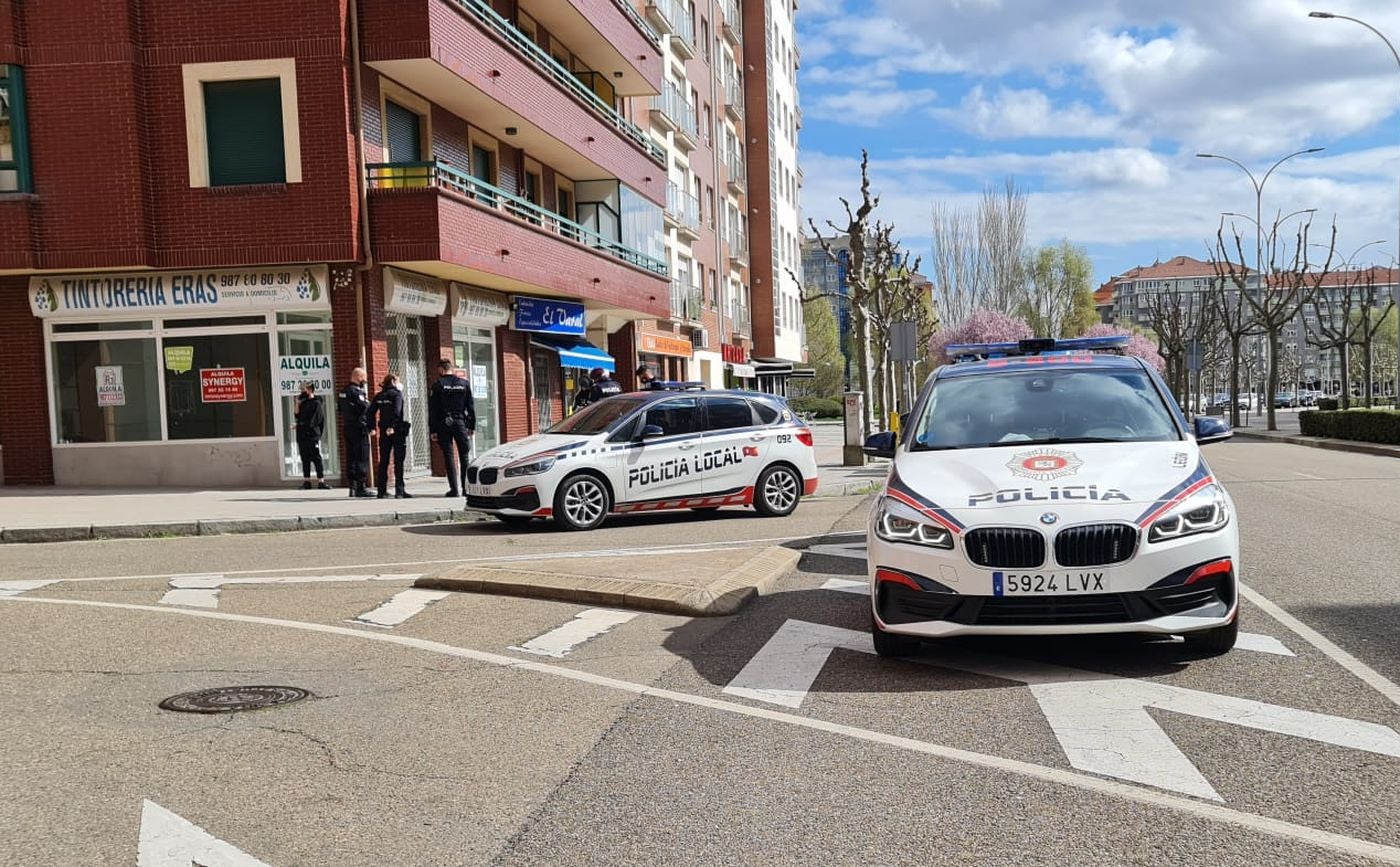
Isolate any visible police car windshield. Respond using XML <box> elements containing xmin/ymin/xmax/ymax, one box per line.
<box><xmin>910</xmin><ymin>368</ymin><xmax>1181</xmax><ymax>450</ymax></box>
<box><xmin>547</xmin><ymin>396</ymin><xmax>648</xmax><ymax>435</ymax></box>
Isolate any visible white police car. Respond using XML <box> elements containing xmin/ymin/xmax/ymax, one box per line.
<box><xmin>465</xmin><ymin>385</ymin><xmax>820</xmax><ymax>531</ymax></box>
<box><xmin>863</xmin><ymin>337</ymin><xmax>1241</xmax><ymax>656</ymax></box>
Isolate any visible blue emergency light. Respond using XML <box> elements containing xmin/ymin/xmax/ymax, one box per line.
<box><xmin>651</xmin><ymin>380</ymin><xmax>707</xmax><ymax>391</ymax></box>
<box><xmin>946</xmin><ymin>335</ymin><xmax>1130</xmax><ymax>362</ymax></box>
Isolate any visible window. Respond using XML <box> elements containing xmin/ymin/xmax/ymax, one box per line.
<box><xmin>750</xmin><ymin>399</ymin><xmax>781</xmax><ymax>425</ymax></box>
<box><xmin>183</xmin><ymin>59</ymin><xmax>301</xmax><ymax>188</ymax></box>
<box><xmin>704</xmin><ymin>396</ymin><xmax>756</xmax><ymax>430</ymax></box>
<box><xmin>642</xmin><ymin>397</ymin><xmax>702</xmax><ymax>436</ymax></box>
<box><xmin>701</xmin><ymin>18</ymin><xmax>711</xmax><ymax>63</ymax></box>
<box><xmin>384</xmin><ymin>100</ymin><xmax>424</xmax><ymax>163</ymax></box>
<box><xmin>703</xmin><ymin>103</ymin><xmax>712</xmax><ymax>144</ymax></box>
<box><xmin>0</xmin><ymin>65</ymin><xmax>32</xmax><ymax>192</ymax></box>
<box><xmin>52</xmin><ymin>338</ymin><xmax>162</xmax><ymax>443</ymax></box>
<box><xmin>164</xmin><ymin>332</ymin><xmax>274</xmax><ymax>440</ymax></box>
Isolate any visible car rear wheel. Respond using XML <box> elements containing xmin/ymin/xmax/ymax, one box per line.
<box><xmin>553</xmin><ymin>474</ymin><xmax>610</xmax><ymax>531</ymax></box>
<box><xmin>754</xmin><ymin>464</ymin><xmax>801</xmax><ymax>517</ymax></box>
<box><xmin>872</xmin><ymin>614</ymin><xmax>921</xmax><ymax>658</ymax></box>
<box><xmin>1183</xmin><ymin>615</ymin><xmax>1238</xmax><ymax>655</ymax></box>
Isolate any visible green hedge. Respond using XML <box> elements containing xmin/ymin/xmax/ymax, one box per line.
<box><xmin>1317</xmin><ymin>398</ymin><xmax>1339</xmax><ymax>411</ymax></box>
<box><xmin>1299</xmin><ymin>409</ymin><xmax>1400</xmax><ymax>444</ymax></box>
<box><xmin>789</xmin><ymin>396</ymin><xmax>843</xmax><ymax>419</ymax></box>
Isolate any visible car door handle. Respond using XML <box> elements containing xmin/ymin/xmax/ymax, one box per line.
<box><xmin>678</xmin><ymin>443</ymin><xmax>697</xmax><ymax>451</ymax></box>
<box><xmin>749</xmin><ymin>434</ymin><xmax>766</xmax><ymax>442</ymax></box>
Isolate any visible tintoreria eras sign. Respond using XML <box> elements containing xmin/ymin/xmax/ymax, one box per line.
<box><xmin>29</xmin><ymin>266</ymin><xmax>332</xmax><ymax>318</ymax></box>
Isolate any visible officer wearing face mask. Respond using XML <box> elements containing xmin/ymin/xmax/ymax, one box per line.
<box><xmin>429</xmin><ymin>358</ymin><xmax>475</xmax><ymax>498</ymax></box>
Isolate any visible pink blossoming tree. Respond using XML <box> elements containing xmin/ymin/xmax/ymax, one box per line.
<box><xmin>1082</xmin><ymin>323</ymin><xmax>1165</xmax><ymax>372</ymax></box>
<box><xmin>928</xmin><ymin>310</ymin><xmax>1033</xmax><ymax>366</ymax></box>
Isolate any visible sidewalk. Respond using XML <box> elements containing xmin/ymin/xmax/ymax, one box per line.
<box><xmin>1227</xmin><ymin>407</ymin><xmax>1400</xmax><ymax>459</ymax></box>
<box><xmin>0</xmin><ymin>431</ymin><xmax>884</xmax><ymax>543</ymax></box>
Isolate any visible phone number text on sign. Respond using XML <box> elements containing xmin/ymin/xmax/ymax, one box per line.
<box><xmin>200</xmin><ymin>367</ymin><xmax>247</xmax><ymax>403</ymax></box>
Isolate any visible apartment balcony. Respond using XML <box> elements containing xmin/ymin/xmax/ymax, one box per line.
<box><xmin>669</xmin><ymin>279</ymin><xmax>703</xmax><ymax>322</ymax></box>
<box><xmin>723</xmin><ymin>74</ymin><xmax>744</xmax><ymax>123</ymax></box>
<box><xmin>648</xmin><ymin>0</ymin><xmax>696</xmax><ymax>59</ymax></box>
<box><xmin>727</xmin><ymin>228</ymin><xmax>749</xmax><ymax>267</ymax></box>
<box><xmin>730</xmin><ymin>305</ymin><xmax>751</xmax><ymax>338</ymax></box>
<box><xmin>664</xmin><ymin>182</ymin><xmax>702</xmax><ymax>240</ymax></box>
<box><xmin>518</xmin><ymin>0</ymin><xmax>664</xmax><ymax>92</ymax></box>
<box><xmin>795</xmin><ymin>104</ymin><xmax>802</xmax><ymax>129</ymax></box>
<box><xmin>361</xmin><ymin>0</ymin><xmax>666</xmax><ymax>205</ymax></box>
<box><xmin>367</xmin><ymin>160</ymin><xmax>669</xmax><ymax>318</ymax></box>
<box><xmin>724</xmin><ymin>152</ymin><xmax>746</xmax><ymax>195</ymax></box>
<box><xmin>651</xmin><ymin>83</ymin><xmax>699</xmax><ymax>151</ymax></box>
<box><xmin>721</xmin><ymin>0</ymin><xmax>742</xmax><ymax>46</ymax></box>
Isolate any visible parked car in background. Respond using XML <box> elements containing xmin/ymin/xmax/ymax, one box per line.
<box><xmin>1274</xmin><ymin>392</ymin><xmax>1298</xmax><ymax>408</ymax></box>
<box><xmin>1297</xmin><ymin>390</ymin><xmax>1319</xmax><ymax>407</ymax></box>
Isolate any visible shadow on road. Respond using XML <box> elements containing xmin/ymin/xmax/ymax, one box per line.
<box><xmin>397</xmin><ymin>507</ymin><xmax>788</xmax><ymax>537</ymax></box>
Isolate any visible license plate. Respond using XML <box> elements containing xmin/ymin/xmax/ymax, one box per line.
<box><xmin>466</xmin><ymin>484</ymin><xmax>489</xmax><ymax>497</ymax></box>
<box><xmin>993</xmin><ymin>571</ymin><xmax>1106</xmax><ymax>596</ymax></box>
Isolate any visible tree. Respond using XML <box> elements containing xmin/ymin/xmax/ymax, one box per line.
<box><xmin>1141</xmin><ymin>276</ymin><xmax>1220</xmax><ymax>406</ymax></box>
<box><xmin>1350</xmin><ymin>303</ymin><xmax>1398</xmax><ymax>405</ymax></box>
<box><xmin>928</xmin><ymin>310</ymin><xmax>1033</xmax><ymax>366</ymax></box>
<box><xmin>863</xmin><ymin>221</ymin><xmax>928</xmax><ymax>422</ymax></box>
<box><xmin>1206</xmin><ymin>245</ymin><xmax>1262</xmax><ymax>428</ymax></box>
<box><xmin>1065</xmin><ymin>284</ymin><xmax>1100</xmax><ymax>337</ymax></box>
<box><xmin>1081</xmin><ymin>323</ymin><xmax>1166</xmax><ymax>372</ymax></box>
<box><xmin>979</xmin><ymin>177</ymin><xmax>1030</xmax><ymax>316</ymax></box>
<box><xmin>801</xmin><ymin>292</ymin><xmax>844</xmax><ymax>399</ymax></box>
<box><xmin>1305</xmin><ymin>266</ymin><xmax>1389</xmax><ymax>409</ymax></box>
<box><xmin>1021</xmin><ymin>240</ymin><xmax>1094</xmax><ymax>338</ymax></box>
<box><xmin>929</xmin><ymin>177</ymin><xmax>1029</xmax><ymax>327</ymax></box>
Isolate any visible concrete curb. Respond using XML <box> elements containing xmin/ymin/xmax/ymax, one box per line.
<box><xmin>415</xmin><ymin>545</ymin><xmax>802</xmax><ymax>616</ymax></box>
<box><xmin>1231</xmin><ymin>430</ymin><xmax>1400</xmax><ymax>459</ymax></box>
<box><xmin>0</xmin><ymin>509</ymin><xmax>481</xmax><ymax>545</ymax></box>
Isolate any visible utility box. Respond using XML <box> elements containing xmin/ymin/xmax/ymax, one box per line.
<box><xmin>843</xmin><ymin>390</ymin><xmax>865</xmax><ymax>466</ymax></box>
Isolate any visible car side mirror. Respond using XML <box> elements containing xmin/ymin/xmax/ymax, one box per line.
<box><xmin>862</xmin><ymin>431</ymin><xmax>896</xmax><ymax>458</ymax></box>
<box><xmin>639</xmin><ymin>424</ymin><xmax>665</xmax><ymax>440</ymax></box>
<box><xmin>1194</xmin><ymin>415</ymin><xmax>1232</xmax><ymax>445</ymax></box>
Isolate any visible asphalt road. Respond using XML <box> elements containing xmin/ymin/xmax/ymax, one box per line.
<box><xmin>1</xmin><ymin>440</ymin><xmax>1398</xmax><ymax>866</ymax></box>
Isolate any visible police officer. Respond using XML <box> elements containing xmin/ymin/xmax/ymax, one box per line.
<box><xmin>580</xmin><ymin>367</ymin><xmax>622</xmax><ymax>406</ymax></box>
<box><xmin>368</xmin><ymin>374</ymin><xmax>414</xmax><ymax>500</ymax></box>
<box><xmin>635</xmin><ymin>364</ymin><xmax>658</xmax><ymax>390</ymax></box>
<box><xmin>294</xmin><ymin>382</ymin><xmax>330</xmax><ymax>490</ymax></box>
<box><xmin>428</xmin><ymin>358</ymin><xmax>475</xmax><ymax>498</ymax></box>
<box><xmin>339</xmin><ymin>367</ymin><xmax>374</xmax><ymax>498</ymax></box>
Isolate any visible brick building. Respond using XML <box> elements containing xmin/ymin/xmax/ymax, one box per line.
<box><xmin>0</xmin><ymin>0</ymin><xmax>685</xmax><ymax>486</ymax></box>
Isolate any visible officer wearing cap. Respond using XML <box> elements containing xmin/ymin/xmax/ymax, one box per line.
<box><xmin>579</xmin><ymin>367</ymin><xmax>622</xmax><ymax>407</ymax></box>
<box><xmin>635</xmin><ymin>364</ymin><xmax>659</xmax><ymax>390</ymax></box>
<box><xmin>339</xmin><ymin>367</ymin><xmax>374</xmax><ymax>498</ymax></box>
<box><xmin>428</xmin><ymin>358</ymin><xmax>475</xmax><ymax>498</ymax></box>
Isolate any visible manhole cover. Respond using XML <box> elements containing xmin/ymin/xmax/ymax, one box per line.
<box><xmin>158</xmin><ymin>685</ymin><xmax>311</xmax><ymax>714</ymax></box>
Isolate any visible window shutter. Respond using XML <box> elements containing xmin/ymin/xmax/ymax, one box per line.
<box><xmin>384</xmin><ymin>101</ymin><xmax>422</xmax><ymax>163</ymax></box>
<box><xmin>204</xmin><ymin>79</ymin><xmax>285</xmax><ymax>186</ymax></box>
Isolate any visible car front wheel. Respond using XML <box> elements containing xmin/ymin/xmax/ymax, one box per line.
<box><xmin>872</xmin><ymin>614</ymin><xmax>921</xmax><ymax>658</ymax></box>
<box><xmin>754</xmin><ymin>464</ymin><xmax>801</xmax><ymax>517</ymax></box>
<box><xmin>553</xmin><ymin>474</ymin><xmax>610</xmax><ymax>531</ymax></box>
<box><xmin>1183</xmin><ymin>615</ymin><xmax>1238</xmax><ymax>655</ymax></box>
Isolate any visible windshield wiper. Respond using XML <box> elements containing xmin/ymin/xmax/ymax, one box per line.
<box><xmin>981</xmin><ymin>436</ymin><xmax>1121</xmax><ymax>447</ymax></box>
<box><xmin>908</xmin><ymin>443</ymin><xmax>969</xmax><ymax>451</ymax></box>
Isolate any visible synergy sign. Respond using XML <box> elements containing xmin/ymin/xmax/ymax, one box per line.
<box><xmin>29</xmin><ymin>266</ymin><xmax>330</xmax><ymax>319</ymax></box>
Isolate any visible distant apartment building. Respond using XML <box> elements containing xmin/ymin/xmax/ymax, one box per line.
<box><xmin>801</xmin><ymin>234</ymin><xmax>852</xmax><ymax>345</ymax></box>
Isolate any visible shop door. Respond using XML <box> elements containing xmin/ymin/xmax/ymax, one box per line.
<box><xmin>453</xmin><ymin>327</ymin><xmax>498</xmax><ymax>456</ymax></box>
<box><xmin>278</xmin><ymin>328</ymin><xmax>339</xmax><ymax>480</ymax></box>
<box><xmin>531</xmin><ymin>350</ymin><xmax>555</xmax><ymax>430</ymax></box>
<box><xmin>385</xmin><ymin>312</ymin><xmax>431</xmax><ymax>476</ymax></box>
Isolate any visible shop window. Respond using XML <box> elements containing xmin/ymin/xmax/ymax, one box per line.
<box><xmin>0</xmin><ymin>65</ymin><xmax>32</xmax><ymax>193</ymax></box>
<box><xmin>52</xmin><ymin>338</ymin><xmax>162</xmax><ymax>443</ymax></box>
<box><xmin>164</xmin><ymin>332</ymin><xmax>274</xmax><ymax>440</ymax></box>
<box><xmin>277</xmin><ymin>311</ymin><xmax>332</xmax><ymax>326</ymax></box>
<box><xmin>703</xmin><ymin>396</ymin><xmax>755</xmax><ymax>431</ymax></box>
<box><xmin>203</xmin><ymin>79</ymin><xmax>286</xmax><ymax>186</ymax></box>
<box><xmin>183</xmin><ymin>59</ymin><xmax>301</xmax><ymax>188</ymax></box>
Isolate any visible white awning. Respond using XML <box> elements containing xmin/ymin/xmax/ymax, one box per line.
<box><xmin>728</xmin><ymin>363</ymin><xmax>757</xmax><ymax>378</ymax></box>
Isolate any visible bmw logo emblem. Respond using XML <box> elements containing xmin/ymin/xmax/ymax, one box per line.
<box><xmin>1040</xmin><ymin>513</ymin><xmax>1059</xmax><ymax>525</ymax></box>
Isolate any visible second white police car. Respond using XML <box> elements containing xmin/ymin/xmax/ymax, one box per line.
<box><xmin>465</xmin><ymin>385</ymin><xmax>820</xmax><ymax>531</ymax></box>
<box><xmin>863</xmin><ymin>337</ymin><xmax>1241</xmax><ymax>656</ymax></box>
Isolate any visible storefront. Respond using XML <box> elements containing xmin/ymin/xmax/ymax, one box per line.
<box><xmin>722</xmin><ymin>343</ymin><xmax>757</xmax><ymax>389</ymax></box>
<box><xmin>450</xmin><ymin>283</ymin><xmax>509</xmax><ymax>454</ymax></box>
<box><xmin>32</xmin><ymin>265</ymin><xmax>335</xmax><ymax>487</ymax></box>
<box><xmin>382</xmin><ymin>267</ymin><xmax>448</xmax><ymax>477</ymax></box>
<box><xmin>637</xmin><ymin>332</ymin><xmax>694</xmax><ymax>383</ymax></box>
<box><xmin>510</xmin><ymin>295</ymin><xmax>615</xmax><ymax>425</ymax></box>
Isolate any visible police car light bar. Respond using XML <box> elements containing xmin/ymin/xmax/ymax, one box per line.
<box><xmin>652</xmin><ymin>380</ymin><xmax>707</xmax><ymax>391</ymax></box>
<box><xmin>946</xmin><ymin>335</ymin><xmax>1130</xmax><ymax>362</ymax></box>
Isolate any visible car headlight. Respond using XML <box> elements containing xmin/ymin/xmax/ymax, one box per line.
<box><xmin>1148</xmin><ymin>486</ymin><xmax>1230</xmax><ymax>542</ymax></box>
<box><xmin>503</xmin><ymin>456</ymin><xmax>557</xmax><ymax>478</ymax></box>
<box><xmin>874</xmin><ymin>498</ymin><xmax>954</xmax><ymax>549</ymax></box>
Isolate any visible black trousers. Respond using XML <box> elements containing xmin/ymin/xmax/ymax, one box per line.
<box><xmin>344</xmin><ymin>428</ymin><xmax>370</xmax><ymax>485</ymax></box>
<box><xmin>297</xmin><ymin>434</ymin><xmax>324</xmax><ymax>479</ymax></box>
<box><xmin>377</xmin><ymin>430</ymin><xmax>408</xmax><ymax>493</ymax></box>
<box><xmin>437</xmin><ymin>418</ymin><xmax>472</xmax><ymax>493</ymax></box>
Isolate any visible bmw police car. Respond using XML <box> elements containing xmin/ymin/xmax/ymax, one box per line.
<box><xmin>863</xmin><ymin>337</ymin><xmax>1240</xmax><ymax>656</ymax></box>
<box><xmin>465</xmin><ymin>385</ymin><xmax>820</xmax><ymax>531</ymax></box>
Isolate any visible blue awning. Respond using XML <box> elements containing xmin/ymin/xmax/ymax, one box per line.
<box><xmin>530</xmin><ymin>335</ymin><xmax>615</xmax><ymax>372</ymax></box>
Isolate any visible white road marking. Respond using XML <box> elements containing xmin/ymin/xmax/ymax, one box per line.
<box><xmin>1234</xmin><ymin>632</ymin><xmax>1295</xmax><ymax>656</ymax></box>
<box><xmin>726</xmin><ymin>620</ymin><xmax>1400</xmax><ymax>801</ymax></box>
<box><xmin>1292</xmin><ymin>471</ymin><xmax>1325</xmax><ymax>480</ymax></box>
<box><xmin>137</xmin><ymin>799</ymin><xmax>270</xmax><ymax>866</ymax></box>
<box><xmin>351</xmin><ymin>588</ymin><xmax>452</xmax><ymax>628</ymax></box>
<box><xmin>510</xmin><ymin>609</ymin><xmax>640</xmax><ymax>658</ymax></box>
<box><xmin>0</xmin><ymin>580</ymin><xmax>60</xmax><ymax>597</ymax></box>
<box><xmin>1241</xmin><ymin>582</ymin><xmax>1400</xmax><ymax>708</ymax></box>
<box><xmin>820</xmin><ymin>578</ymin><xmax>867</xmax><ymax>595</ymax></box>
<box><xmin>805</xmin><ymin>543</ymin><xmax>868</xmax><ymax>561</ymax></box>
<box><xmin>7</xmin><ymin>596</ymin><xmax>1399</xmax><ymax>865</ymax></box>
<box><xmin>159</xmin><ymin>574</ymin><xmax>420</xmax><ymax>610</ymax></box>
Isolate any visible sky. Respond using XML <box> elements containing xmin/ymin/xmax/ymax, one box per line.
<box><xmin>795</xmin><ymin>0</ymin><xmax>1400</xmax><ymax>288</ymax></box>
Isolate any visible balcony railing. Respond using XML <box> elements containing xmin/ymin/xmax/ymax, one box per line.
<box><xmin>613</xmin><ymin>0</ymin><xmax>662</xmax><ymax>49</ymax></box>
<box><xmin>724</xmin><ymin>151</ymin><xmax>746</xmax><ymax>190</ymax></box>
<box><xmin>721</xmin><ymin>0</ymin><xmax>742</xmax><ymax>44</ymax></box>
<box><xmin>665</xmin><ymin>182</ymin><xmax>701</xmax><ymax>233</ymax></box>
<box><xmin>367</xmin><ymin>161</ymin><xmax>669</xmax><ymax>277</ymax></box>
<box><xmin>724</xmin><ymin>74</ymin><xmax>744</xmax><ymax>119</ymax></box>
<box><xmin>670</xmin><ymin>279</ymin><xmax>703</xmax><ymax>321</ymax></box>
<box><xmin>652</xmin><ymin>82</ymin><xmax>698</xmax><ymax>140</ymax></box>
<box><xmin>449</xmin><ymin>0</ymin><xmax>665</xmax><ymax>164</ymax></box>
<box><xmin>727</xmin><ymin>227</ymin><xmax>748</xmax><ymax>264</ymax></box>
<box><xmin>730</xmin><ymin>304</ymin><xmax>751</xmax><ymax>336</ymax></box>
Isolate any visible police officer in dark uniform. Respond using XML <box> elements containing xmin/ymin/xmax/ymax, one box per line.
<box><xmin>635</xmin><ymin>364</ymin><xmax>659</xmax><ymax>390</ymax></box>
<box><xmin>294</xmin><ymin>382</ymin><xmax>330</xmax><ymax>490</ymax></box>
<box><xmin>368</xmin><ymin>374</ymin><xmax>414</xmax><ymax>500</ymax></box>
<box><xmin>339</xmin><ymin>367</ymin><xmax>374</xmax><ymax>498</ymax></box>
<box><xmin>428</xmin><ymin>358</ymin><xmax>475</xmax><ymax>498</ymax></box>
<box><xmin>580</xmin><ymin>367</ymin><xmax>622</xmax><ymax>406</ymax></box>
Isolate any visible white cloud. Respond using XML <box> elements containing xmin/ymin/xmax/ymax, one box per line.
<box><xmin>807</xmin><ymin>87</ymin><xmax>939</xmax><ymax>127</ymax></box>
<box><xmin>938</xmin><ymin>86</ymin><xmax>1124</xmax><ymax>141</ymax></box>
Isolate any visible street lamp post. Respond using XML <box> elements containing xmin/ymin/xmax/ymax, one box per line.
<box><xmin>1196</xmin><ymin>148</ymin><xmax>1324</xmax><ymax>429</ymax></box>
<box><xmin>1311</xmin><ymin>10</ymin><xmax>1400</xmax><ymax>406</ymax></box>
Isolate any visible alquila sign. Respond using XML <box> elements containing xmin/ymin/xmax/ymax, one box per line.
<box><xmin>29</xmin><ymin>266</ymin><xmax>331</xmax><ymax>318</ymax></box>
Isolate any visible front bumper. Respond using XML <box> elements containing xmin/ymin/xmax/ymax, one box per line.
<box><xmin>464</xmin><ymin>485</ymin><xmax>542</xmax><ymax>515</ymax></box>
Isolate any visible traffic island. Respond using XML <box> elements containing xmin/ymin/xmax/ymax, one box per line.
<box><xmin>414</xmin><ymin>545</ymin><xmax>801</xmax><ymax>616</ymax></box>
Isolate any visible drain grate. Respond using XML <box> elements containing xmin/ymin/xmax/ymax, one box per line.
<box><xmin>158</xmin><ymin>685</ymin><xmax>311</xmax><ymax>714</ymax></box>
